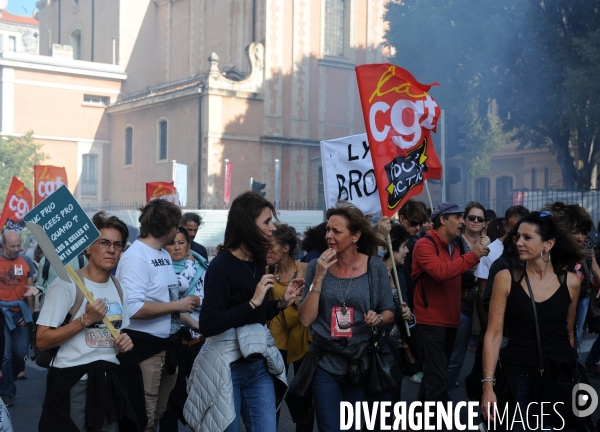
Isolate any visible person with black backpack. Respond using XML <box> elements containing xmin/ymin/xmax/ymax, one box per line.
<box><xmin>36</xmin><ymin>212</ymin><xmax>136</xmax><ymax>431</ymax></box>
<box><xmin>411</xmin><ymin>202</ymin><xmax>489</xmax><ymax>424</ymax></box>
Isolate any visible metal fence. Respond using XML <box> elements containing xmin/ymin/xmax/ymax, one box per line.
<box><xmin>81</xmin><ymin>201</ymin><xmax>326</xmax><ymax>212</ymax></box>
<box><xmin>452</xmin><ymin>190</ymin><xmax>600</xmax><ymax>224</ymax></box>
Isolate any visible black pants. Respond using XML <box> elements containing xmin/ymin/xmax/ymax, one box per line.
<box><xmin>416</xmin><ymin>324</ymin><xmax>457</xmax><ymax>404</ymax></box>
<box><xmin>158</xmin><ymin>339</ymin><xmax>203</xmax><ymax>431</ymax></box>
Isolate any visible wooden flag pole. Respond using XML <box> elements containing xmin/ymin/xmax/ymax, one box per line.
<box><xmin>386</xmin><ymin>233</ymin><xmax>411</xmax><ymax>336</ymax></box>
<box><xmin>65</xmin><ymin>264</ymin><xmax>120</xmax><ymax>340</ymax></box>
<box><xmin>424</xmin><ymin>180</ymin><xmax>434</xmax><ymax>210</ymax></box>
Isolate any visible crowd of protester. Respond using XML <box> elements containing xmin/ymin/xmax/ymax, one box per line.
<box><xmin>0</xmin><ymin>192</ymin><xmax>599</xmax><ymax>431</ymax></box>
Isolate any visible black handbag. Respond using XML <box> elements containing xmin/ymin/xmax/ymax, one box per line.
<box><xmin>523</xmin><ymin>267</ymin><xmax>591</xmax><ymax>431</ymax></box>
<box><xmin>366</xmin><ymin>257</ymin><xmax>402</xmax><ymax>394</ymax></box>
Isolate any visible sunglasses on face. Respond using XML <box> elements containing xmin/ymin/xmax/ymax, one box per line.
<box><xmin>407</xmin><ymin>219</ymin><xmax>421</xmax><ymax>227</ymax></box>
<box><xmin>467</xmin><ymin>215</ymin><xmax>486</xmax><ymax>223</ymax></box>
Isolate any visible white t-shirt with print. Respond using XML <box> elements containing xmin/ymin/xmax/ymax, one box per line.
<box><xmin>116</xmin><ymin>240</ymin><xmax>180</xmax><ymax>338</ymax></box>
<box><xmin>37</xmin><ymin>276</ymin><xmax>130</xmax><ymax>369</ymax></box>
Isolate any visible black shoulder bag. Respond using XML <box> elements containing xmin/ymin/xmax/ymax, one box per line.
<box><xmin>523</xmin><ymin>265</ymin><xmax>590</xmax><ymax>431</ymax></box>
<box><xmin>367</xmin><ymin>256</ymin><xmax>403</xmax><ymax>394</ymax></box>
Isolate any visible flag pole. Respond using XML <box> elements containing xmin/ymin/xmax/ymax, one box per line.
<box><xmin>424</xmin><ymin>180</ymin><xmax>434</xmax><ymax>210</ymax></box>
<box><xmin>386</xmin><ymin>233</ymin><xmax>411</xmax><ymax>336</ymax></box>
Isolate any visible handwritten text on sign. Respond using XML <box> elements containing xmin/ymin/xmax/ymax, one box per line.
<box><xmin>320</xmin><ymin>133</ymin><xmax>382</xmax><ymax>215</ymax></box>
<box><xmin>25</xmin><ymin>185</ymin><xmax>100</xmax><ymax>264</ymax></box>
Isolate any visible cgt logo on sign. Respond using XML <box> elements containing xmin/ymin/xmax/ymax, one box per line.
<box><xmin>9</xmin><ymin>186</ymin><xmax>30</xmax><ymax>219</ymax></box>
<box><xmin>355</xmin><ymin>64</ymin><xmax>443</xmax><ymax>217</ymax></box>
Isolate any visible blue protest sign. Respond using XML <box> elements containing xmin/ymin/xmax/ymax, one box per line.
<box><xmin>24</xmin><ymin>185</ymin><xmax>100</xmax><ymax>281</ymax></box>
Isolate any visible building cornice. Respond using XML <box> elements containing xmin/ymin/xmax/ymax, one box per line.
<box><xmin>0</xmin><ymin>52</ymin><xmax>127</xmax><ymax>80</ymax></box>
<box><xmin>106</xmin><ymin>86</ymin><xmax>202</xmax><ymax>115</ymax></box>
<box><xmin>261</xmin><ymin>136</ymin><xmax>321</xmax><ymax>148</ymax></box>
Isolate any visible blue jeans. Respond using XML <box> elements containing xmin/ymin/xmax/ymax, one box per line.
<box><xmin>514</xmin><ymin>375</ymin><xmax>536</xmax><ymax>431</ymax></box>
<box><xmin>575</xmin><ymin>296</ymin><xmax>590</xmax><ymax>363</ymax></box>
<box><xmin>0</xmin><ymin>310</ymin><xmax>30</xmax><ymax>398</ymax></box>
<box><xmin>446</xmin><ymin>312</ymin><xmax>472</xmax><ymax>399</ymax></box>
<box><xmin>312</xmin><ymin>367</ymin><xmax>367</xmax><ymax>432</ymax></box>
<box><xmin>311</xmin><ymin>366</ymin><xmax>392</xmax><ymax>432</ymax></box>
<box><xmin>586</xmin><ymin>334</ymin><xmax>600</xmax><ymax>365</ymax></box>
<box><xmin>224</xmin><ymin>359</ymin><xmax>277</xmax><ymax>432</ymax></box>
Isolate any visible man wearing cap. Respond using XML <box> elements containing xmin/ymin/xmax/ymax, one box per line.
<box><xmin>411</xmin><ymin>202</ymin><xmax>490</xmax><ymax>409</ymax></box>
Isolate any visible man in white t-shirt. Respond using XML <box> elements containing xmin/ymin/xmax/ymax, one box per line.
<box><xmin>116</xmin><ymin>200</ymin><xmax>195</xmax><ymax>432</ymax></box>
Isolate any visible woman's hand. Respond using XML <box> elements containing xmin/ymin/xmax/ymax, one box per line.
<box><xmin>481</xmin><ymin>388</ymin><xmax>498</xmax><ymax>422</ymax></box>
<box><xmin>250</xmin><ymin>274</ymin><xmax>276</xmax><ymax>307</ymax></box>
<box><xmin>83</xmin><ymin>299</ymin><xmax>108</xmax><ymax>326</ymax></box>
<box><xmin>377</xmin><ymin>217</ymin><xmax>392</xmax><ymax>237</ymax></box>
<box><xmin>278</xmin><ymin>278</ymin><xmax>304</xmax><ymax>308</ymax></box>
<box><xmin>364</xmin><ymin>309</ymin><xmax>383</xmax><ymax>327</ymax></box>
<box><xmin>187</xmin><ymin>250</ymin><xmax>195</xmax><ymax>262</ymax></box>
<box><xmin>115</xmin><ymin>332</ymin><xmax>134</xmax><ymax>353</ymax></box>
<box><xmin>315</xmin><ymin>249</ymin><xmax>338</xmax><ymax>281</ymax></box>
<box><xmin>400</xmin><ymin>302</ymin><xmax>414</xmax><ymax>322</ymax></box>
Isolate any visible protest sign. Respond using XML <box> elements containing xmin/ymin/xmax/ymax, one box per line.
<box><xmin>34</xmin><ymin>165</ymin><xmax>68</xmax><ymax>205</ymax></box>
<box><xmin>0</xmin><ymin>177</ymin><xmax>33</xmax><ymax>232</ymax></box>
<box><xmin>24</xmin><ymin>185</ymin><xmax>119</xmax><ymax>339</ymax></box>
<box><xmin>172</xmin><ymin>163</ymin><xmax>188</xmax><ymax>207</ymax></box>
<box><xmin>355</xmin><ymin>64</ymin><xmax>442</xmax><ymax>217</ymax></box>
<box><xmin>320</xmin><ymin>133</ymin><xmax>382</xmax><ymax>215</ymax></box>
<box><xmin>146</xmin><ymin>181</ymin><xmax>180</xmax><ymax>205</ymax></box>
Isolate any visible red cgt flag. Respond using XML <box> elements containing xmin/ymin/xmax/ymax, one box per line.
<box><xmin>34</xmin><ymin>165</ymin><xmax>68</xmax><ymax>205</ymax></box>
<box><xmin>0</xmin><ymin>177</ymin><xmax>33</xmax><ymax>232</ymax></box>
<box><xmin>146</xmin><ymin>181</ymin><xmax>180</xmax><ymax>206</ymax></box>
<box><xmin>355</xmin><ymin>64</ymin><xmax>442</xmax><ymax>217</ymax></box>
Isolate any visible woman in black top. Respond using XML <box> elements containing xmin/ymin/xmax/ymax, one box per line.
<box><xmin>482</xmin><ymin>211</ymin><xmax>583</xmax><ymax>430</ymax></box>
<box><xmin>199</xmin><ymin>191</ymin><xmax>302</xmax><ymax>432</ymax></box>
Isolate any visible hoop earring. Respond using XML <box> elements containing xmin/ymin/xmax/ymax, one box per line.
<box><xmin>540</xmin><ymin>250</ymin><xmax>551</xmax><ymax>263</ymax></box>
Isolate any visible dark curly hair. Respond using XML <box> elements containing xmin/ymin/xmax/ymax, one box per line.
<box><xmin>300</xmin><ymin>222</ymin><xmax>328</xmax><ymax>255</ymax></box>
<box><xmin>382</xmin><ymin>223</ymin><xmax>410</xmax><ymax>261</ymax></box>
<box><xmin>515</xmin><ymin>211</ymin><xmax>585</xmax><ymax>270</ymax></box>
<box><xmin>326</xmin><ymin>201</ymin><xmax>385</xmax><ymax>256</ymax></box>
<box><xmin>273</xmin><ymin>224</ymin><xmax>299</xmax><ymax>257</ymax></box>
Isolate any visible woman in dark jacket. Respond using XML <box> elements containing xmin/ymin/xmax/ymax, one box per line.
<box><xmin>198</xmin><ymin>191</ymin><xmax>302</xmax><ymax>432</ymax></box>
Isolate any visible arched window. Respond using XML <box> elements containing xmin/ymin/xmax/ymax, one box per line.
<box><xmin>70</xmin><ymin>29</ymin><xmax>81</xmax><ymax>60</ymax></box>
<box><xmin>158</xmin><ymin>119</ymin><xmax>168</xmax><ymax>161</ymax></box>
<box><xmin>124</xmin><ymin>126</ymin><xmax>133</xmax><ymax>165</ymax></box>
<box><xmin>474</xmin><ymin>178</ymin><xmax>490</xmax><ymax>209</ymax></box>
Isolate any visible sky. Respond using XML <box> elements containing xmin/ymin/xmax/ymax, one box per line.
<box><xmin>4</xmin><ymin>0</ymin><xmax>39</xmax><ymax>16</ymax></box>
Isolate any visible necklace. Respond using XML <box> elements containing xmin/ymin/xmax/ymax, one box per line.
<box><xmin>234</xmin><ymin>251</ymin><xmax>257</xmax><ymax>277</ymax></box>
<box><xmin>275</xmin><ymin>260</ymin><xmax>299</xmax><ymax>284</ymax></box>
<box><xmin>335</xmin><ymin>255</ymin><xmax>359</xmax><ymax>315</ymax></box>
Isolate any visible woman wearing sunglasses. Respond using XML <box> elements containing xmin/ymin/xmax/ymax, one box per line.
<box><xmin>446</xmin><ymin>201</ymin><xmax>488</xmax><ymax>398</ymax></box>
<box><xmin>292</xmin><ymin>201</ymin><xmax>395</xmax><ymax>432</ymax></box>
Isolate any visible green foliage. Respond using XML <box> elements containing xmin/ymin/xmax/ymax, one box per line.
<box><xmin>384</xmin><ymin>0</ymin><xmax>600</xmax><ymax>190</ymax></box>
<box><xmin>464</xmin><ymin>116</ymin><xmax>516</xmax><ymax>178</ymax></box>
<box><xmin>0</xmin><ymin>132</ymin><xmax>47</xmax><ymax>209</ymax></box>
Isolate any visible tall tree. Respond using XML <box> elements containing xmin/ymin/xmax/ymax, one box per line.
<box><xmin>384</xmin><ymin>0</ymin><xmax>600</xmax><ymax>190</ymax></box>
<box><xmin>0</xmin><ymin>132</ymin><xmax>46</xmax><ymax>209</ymax></box>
